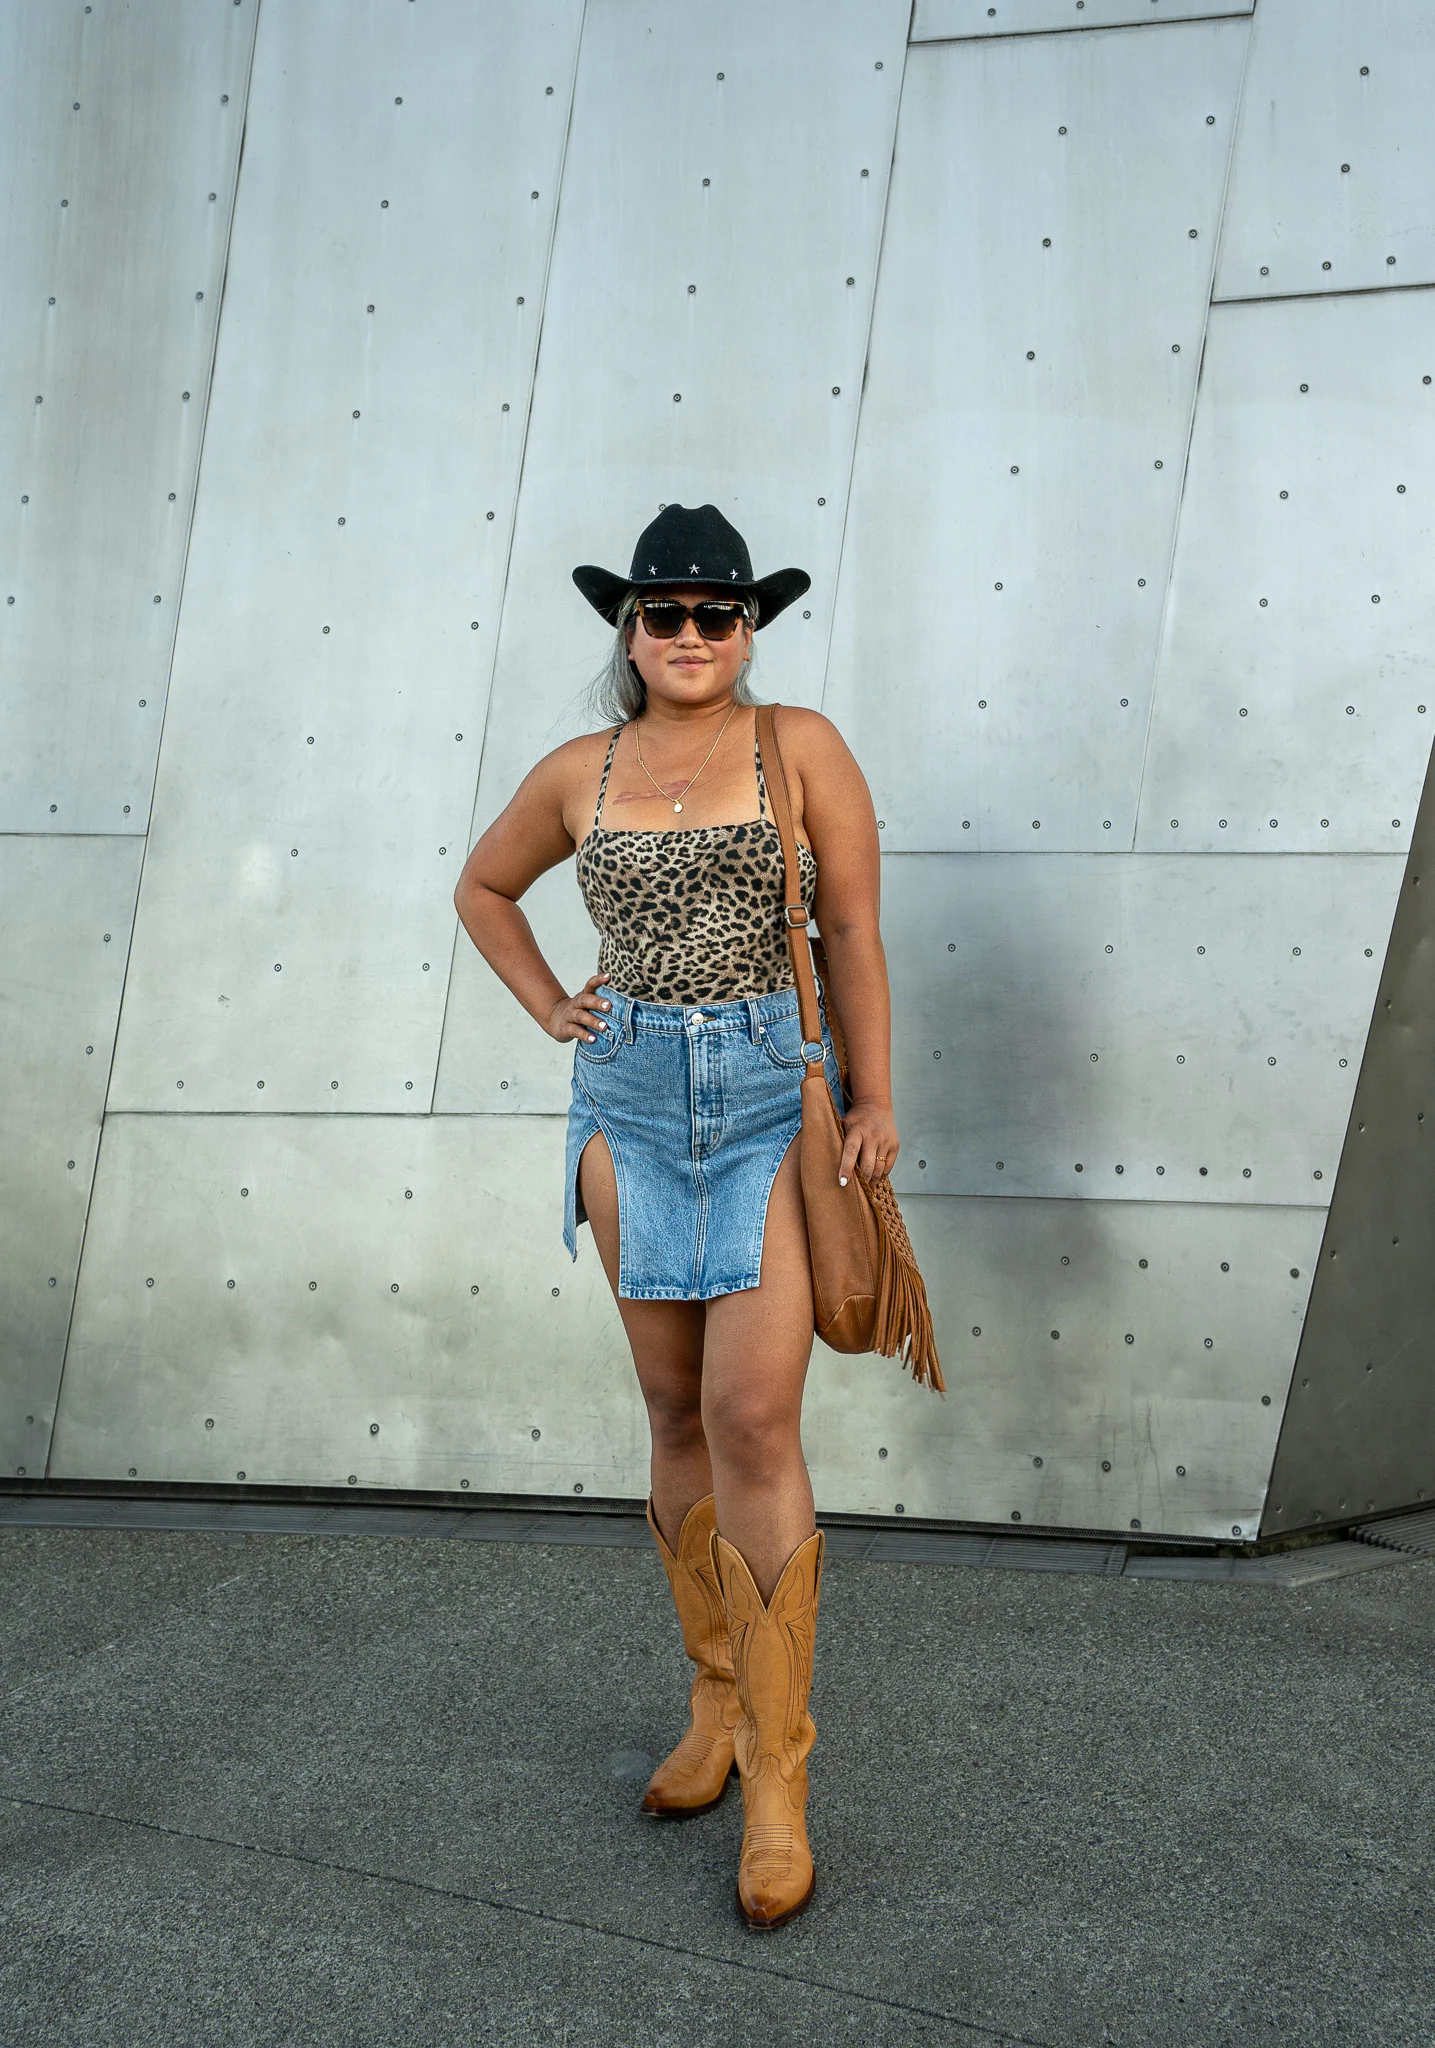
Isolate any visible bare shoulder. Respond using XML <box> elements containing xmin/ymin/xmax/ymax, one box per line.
<box><xmin>769</xmin><ymin>704</ymin><xmax>864</xmax><ymax>782</ymax></box>
<box><xmin>522</xmin><ymin>724</ymin><xmax>623</xmax><ymax>845</ymax></box>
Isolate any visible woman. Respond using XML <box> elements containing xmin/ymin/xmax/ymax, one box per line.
<box><xmin>452</xmin><ymin>502</ymin><xmax>899</xmax><ymax>1929</ymax></box>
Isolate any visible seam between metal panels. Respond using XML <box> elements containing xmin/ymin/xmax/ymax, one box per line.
<box><xmin>436</xmin><ymin>0</ymin><xmax>590</xmax><ymax>1107</ymax></box>
<box><xmin>911</xmin><ymin>11</ymin><xmax>1255</xmax><ymax>47</ymax></box>
<box><xmin>1127</xmin><ymin>6</ymin><xmax>1252</xmax><ymax>854</ymax></box>
<box><xmin>819</xmin><ymin>18</ymin><xmax>910</xmax><ymax>719</ymax></box>
<box><xmin>1213</xmin><ymin>279</ymin><xmax>1435</xmax><ymax>308</ymax></box>
<box><xmin>45</xmin><ymin>1</ymin><xmax>264</xmax><ymax>1481</ymax></box>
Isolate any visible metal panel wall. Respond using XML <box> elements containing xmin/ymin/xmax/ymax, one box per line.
<box><xmin>912</xmin><ymin>0</ymin><xmax>1251</xmax><ymax>39</ymax></box>
<box><xmin>1213</xmin><ymin>0</ymin><xmax>1435</xmax><ymax>302</ymax></box>
<box><xmin>52</xmin><ymin>1115</ymin><xmax>1311</xmax><ymax>1542</ymax></box>
<box><xmin>1262</xmin><ymin>760</ymin><xmax>1435</xmax><ymax>1537</ymax></box>
<box><xmin>879</xmin><ymin>853</ymin><xmax>1394</xmax><ymax>1206</ymax></box>
<box><xmin>106</xmin><ymin>0</ymin><xmax>585</xmax><ymax>1115</ymax></box>
<box><xmin>1135</xmin><ymin>292</ymin><xmax>1435</xmax><ymax>855</ymax></box>
<box><xmin>11</xmin><ymin>2</ymin><xmax>1434</xmax><ymax>1534</ymax></box>
<box><xmin>823</xmin><ymin>22</ymin><xmax>1249</xmax><ymax>852</ymax></box>
<box><xmin>0</xmin><ymin>839</ymin><xmax>143</xmax><ymax>1477</ymax></box>
<box><xmin>0</xmin><ymin>0</ymin><xmax>256</xmax><ymax>834</ymax></box>
<box><xmin>458</xmin><ymin>0</ymin><xmax>911</xmax><ymax>845</ymax></box>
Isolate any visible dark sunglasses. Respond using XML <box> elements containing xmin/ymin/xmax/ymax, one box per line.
<box><xmin>633</xmin><ymin>597</ymin><xmax>752</xmax><ymax>642</ymax></box>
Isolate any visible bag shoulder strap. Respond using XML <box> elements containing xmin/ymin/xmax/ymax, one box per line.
<box><xmin>755</xmin><ymin>702</ymin><xmax>824</xmax><ymax>1065</ymax></box>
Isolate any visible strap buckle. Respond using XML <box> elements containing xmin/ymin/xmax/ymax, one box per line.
<box><xmin>783</xmin><ymin>904</ymin><xmax>810</xmax><ymax>927</ymax></box>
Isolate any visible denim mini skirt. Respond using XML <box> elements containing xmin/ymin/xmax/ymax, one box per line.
<box><xmin>563</xmin><ymin>977</ymin><xmax>847</xmax><ymax>1301</ymax></box>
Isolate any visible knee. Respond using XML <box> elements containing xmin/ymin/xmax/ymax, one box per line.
<box><xmin>643</xmin><ymin>1378</ymin><xmax>705</xmax><ymax>1453</ymax></box>
<box><xmin>702</xmin><ymin>1384</ymin><xmax>799</xmax><ymax>1483</ymax></box>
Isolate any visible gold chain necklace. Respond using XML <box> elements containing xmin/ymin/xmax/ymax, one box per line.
<box><xmin>632</xmin><ymin>700</ymin><xmax>741</xmax><ymax>814</ymax></box>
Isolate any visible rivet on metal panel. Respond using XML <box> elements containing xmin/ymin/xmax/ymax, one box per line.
<box><xmin>1205</xmin><ymin>1338</ymin><xmax>1214</xmax><ymax>1349</ymax></box>
<box><xmin>348</xmin><ymin>1475</ymin><xmax>356</xmax><ymax>1484</ymax></box>
<box><xmin>803</xmin><ymin>611</ymin><xmax>811</xmax><ymax>619</ymax></box>
<box><xmin>205</xmin><ymin>1419</ymin><xmax>214</xmax><ymax>1429</ymax></box>
<box><xmin>832</xmin><ymin>386</ymin><xmax>841</xmax><ymax>396</ymax></box>
<box><xmin>1243</xmin><ymin>1167</ymin><xmax>1252</xmax><ymax>1178</ymax></box>
<box><xmin>1051</xmin><ymin>1330</ymin><xmax>1060</xmax><ymax>1341</ymax></box>
<box><xmin>502</xmin><ymin>402</ymin><xmax>510</xmax><ymax>411</ymax></box>
<box><xmin>996</xmin><ymin>1160</ymin><xmax>1003</xmax><ymax>1169</ymax></box>
<box><xmin>918</xmin><ymin>1157</ymin><xmax>925</xmax><ymax>1167</ymax></box>
<box><xmin>227</xmin><ymin>1279</ymin><xmax>235</xmax><ymax>1290</ymax></box>
<box><xmin>128</xmin><ymin>1467</ymin><xmax>137</xmax><ymax>1477</ymax></box>
<box><xmin>948</xmin><ymin>942</ymin><xmax>956</xmax><ymax>952</ymax></box>
<box><xmin>552</xmin><ymin>1287</ymin><xmax>560</xmax><ymax>1297</ymax></box>
<box><xmin>1299</xmin><ymin>383</ymin><xmax>1309</xmax><ymax>392</ymax></box>
<box><xmin>1062</xmin><ymin>1256</ymin><xmax>1070</xmax><ymax>1265</ymax></box>
<box><xmin>370</xmin><ymin>1423</ymin><xmax>379</xmax><ymax>1435</ymax></box>
<box><xmin>846</xmin><ymin>277</ymin><xmax>855</xmax><ymax>286</ymax></box>
<box><xmin>1075</xmin><ymin>1162</ymin><xmax>1084</xmax><ymax>1171</ymax></box>
<box><xmin>964</xmin><ymin>821</ymin><xmax>971</xmax><ymax>829</ymax></box>
<box><xmin>972</xmin><ymin>1326</ymin><xmax>981</xmax><ymax>1336</ymax></box>
<box><xmin>673</xmin><ymin>393</ymin><xmax>681</xmax><ymax>402</ymax></box>
<box><xmin>1218</xmin><ymin>821</ymin><xmax>1227</xmax><ymax>830</ymax></box>
<box><xmin>1398</xmin><ymin>485</ymin><xmax>1406</xmax><ymax>493</ymax></box>
<box><xmin>703</xmin><ymin>178</ymin><xmax>710</xmax><ymax>186</ymax></box>
<box><xmin>1131</xmin><ymin>1521</ymin><xmax>1141</xmax><ymax>1531</ymax></box>
<box><xmin>1364</xmin><ymin>947</ymin><xmax>1373</xmax><ymax>956</ymax></box>
<box><xmin>1043</xmin><ymin>239</ymin><xmax>1051</xmax><ymax>248</ymax></box>
<box><xmin>1033</xmin><ymin>820</ymin><xmax>1041</xmax><ymax>830</ymax></box>
<box><xmin>461</xmin><ymin>1479</ymin><xmax>470</xmax><ymax>1490</ymax></box>
<box><xmin>1260</xmin><ymin>267</ymin><xmax>1269</xmax><ymax>277</ymax></box>
<box><xmin>1171</xmin><ymin>345</ymin><xmax>1180</xmax><ymax>353</ymax></box>
<box><xmin>309</xmin><ymin>1281</ymin><xmax>316</xmax><ymax>1291</ymax></box>
<box><xmin>1025</xmin><ymin>352</ymin><xmax>1035</xmax><ymax>361</ymax></box>
<box><xmin>879</xmin><ymin>1446</ymin><xmax>888</xmax><ymax>1458</ymax></box>
<box><xmin>1207</xmin><ymin>116</ymin><xmax>1216</xmax><ymax>126</ymax></box>
<box><xmin>1033</xmin><ymin>1456</ymin><xmax>1042</xmax><ymax>1468</ymax></box>
<box><xmin>1105</xmin><ymin>944</ymin><xmax>1113</xmax><ymax>953</ymax></box>
<box><xmin>1010</xmin><ymin>1510</ymin><xmax>1020</xmax><ymax>1520</ymax></box>
<box><xmin>1170</xmin><ymin>819</ymin><xmax>1178</xmax><ymax>829</ymax></box>
<box><xmin>1101</xmin><ymin>1461</ymin><xmax>1111</xmax><ymax>1472</ymax></box>
<box><xmin>574</xmin><ymin>1482</ymin><xmax>584</xmax><ymax>1493</ymax></box>
<box><xmin>1314</xmin><ymin>1170</ymin><xmax>1324</xmax><ymax>1179</ymax></box>
<box><xmin>1342</xmin><ymin>164</ymin><xmax>1351</xmax><ymax>173</ymax></box>
<box><xmin>1176</xmin><ymin>1465</ymin><xmax>1186</xmax><ymax>1476</ymax></box>
<box><xmin>688</xmin><ymin>285</ymin><xmax>696</xmax><ymax>294</ymax></box>
<box><xmin>1125</xmin><ymin>1334</ymin><xmax>1133</xmax><ymax>1345</ymax></box>
<box><xmin>517</xmin><ymin>296</ymin><xmax>525</xmax><ymax>305</ymax></box>
<box><xmin>818</xmin><ymin>497</ymin><xmax>826</xmax><ymax>505</ymax></box>
<box><xmin>1138</xmin><ymin>579</ymin><xmax>1145</xmax><ymax>587</ymax></box>
<box><xmin>391</xmin><ymin>1283</ymin><xmax>399</xmax><ymax>1292</ymax></box>
<box><xmin>1011</xmin><ymin>466</ymin><xmax>1019</xmax><ymax>474</ymax></box>
<box><xmin>546</xmin><ymin>86</ymin><xmax>554</xmax><ymax>94</ymax></box>
<box><xmin>1155</xmin><ymin>461</ymin><xmax>1163</xmax><ymax>469</ymax></box>
<box><xmin>1323</xmin><ymin>262</ymin><xmax>1332</xmax><ymax>272</ymax></box>
<box><xmin>1058</xmin><ymin>127</ymin><xmax>1067</xmax><ymax>135</ymax></box>
<box><xmin>1115</xmin><ymin>1164</ymin><xmax>1123</xmax><ymax>1175</ymax></box>
<box><xmin>1262</xmin><ymin>1396</ymin><xmax>1272</xmax><ymax>1406</ymax></box>
<box><xmin>1189</xmin><ymin>231</ymin><xmax>1198</xmax><ymax>240</ymax></box>
<box><xmin>1103</xmin><ymin>821</ymin><xmax>1111</xmax><ymax>830</ymax></box>
<box><xmin>1372</xmin><ymin>594</ymin><xmax>1382</xmax><ymax>604</ymax></box>
<box><xmin>1279</xmin><ymin>491</ymin><xmax>1288</xmax><ymax>500</ymax></box>
<box><xmin>861</xmin><ymin>168</ymin><xmax>869</xmax><ymax>177</ymax></box>
<box><xmin>471</xmin><ymin>1285</ymin><xmax>480</xmax><ymax>1294</ymax></box>
<box><xmin>238</xmin><ymin>1471</ymin><xmax>246</xmax><ymax>1480</ymax></box>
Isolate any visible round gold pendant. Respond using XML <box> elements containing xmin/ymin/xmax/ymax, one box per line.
<box><xmin>673</xmin><ymin>801</ymin><xmax>683</xmax><ymax>812</ymax></box>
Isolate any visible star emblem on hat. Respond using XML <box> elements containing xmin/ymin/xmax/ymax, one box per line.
<box><xmin>690</xmin><ymin>563</ymin><xmax>700</xmax><ymax>573</ymax></box>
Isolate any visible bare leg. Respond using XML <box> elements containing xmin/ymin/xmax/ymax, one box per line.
<box><xmin>701</xmin><ymin>1130</ymin><xmax>816</xmax><ymax>1603</ymax></box>
<box><xmin>577</xmin><ymin>1128</ymin><xmax>709</xmax><ymax>1544</ymax></box>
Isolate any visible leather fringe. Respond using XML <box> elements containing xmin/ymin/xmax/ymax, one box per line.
<box><xmin>855</xmin><ymin>1170</ymin><xmax>945</xmax><ymax>1393</ymax></box>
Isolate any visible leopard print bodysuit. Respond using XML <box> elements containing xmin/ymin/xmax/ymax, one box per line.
<box><xmin>574</xmin><ymin>721</ymin><xmax>819</xmax><ymax>1005</ymax></box>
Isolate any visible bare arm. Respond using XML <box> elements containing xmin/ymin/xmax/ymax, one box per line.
<box><xmin>781</xmin><ymin>706</ymin><xmax>899</xmax><ymax>1180</ymax></box>
<box><xmin>452</xmin><ymin>745</ymin><xmax>610</xmax><ymax>1046</ymax></box>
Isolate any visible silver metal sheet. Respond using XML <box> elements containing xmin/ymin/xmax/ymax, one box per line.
<box><xmin>0</xmin><ymin>0</ymin><xmax>255</xmax><ymax>835</ymax></box>
<box><xmin>1135</xmin><ymin>293</ymin><xmax>1435</xmax><ymax>854</ymax></box>
<box><xmin>435</xmin><ymin>861</ymin><xmax>597</xmax><ymax>1114</ymax></box>
<box><xmin>912</xmin><ymin>0</ymin><xmax>1251</xmax><ymax>38</ymax></box>
<box><xmin>803</xmin><ymin>1195</ymin><xmax>1321</xmax><ymax>1540</ymax></box>
<box><xmin>0</xmin><ymin>837</ymin><xmax>143</xmax><ymax>1477</ymax></box>
<box><xmin>880</xmin><ymin>852</ymin><xmax>1397</xmax><ymax>1207</ymax></box>
<box><xmin>1214</xmin><ymin>0</ymin><xmax>1435</xmax><ymax>302</ymax></box>
<box><xmin>1263</xmin><ymin>753</ymin><xmax>1435</xmax><ymax>1537</ymax></box>
<box><xmin>49</xmin><ymin>1112</ymin><xmax>1311</xmax><ymax>1539</ymax></box>
<box><xmin>823</xmin><ymin>23</ymin><xmax>1247</xmax><ymax>853</ymax></box>
<box><xmin>464</xmin><ymin>0</ymin><xmax>911</xmax><ymax>843</ymax></box>
<box><xmin>106</xmin><ymin>0</ymin><xmax>585</xmax><ymax>1114</ymax></box>
<box><xmin>51</xmin><ymin>1113</ymin><xmax>649</xmax><ymax>1496</ymax></box>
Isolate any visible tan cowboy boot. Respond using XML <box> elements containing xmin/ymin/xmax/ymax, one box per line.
<box><xmin>640</xmin><ymin>1494</ymin><xmax>741</xmax><ymax>1818</ymax></box>
<box><xmin>711</xmin><ymin>1526</ymin><xmax>825</xmax><ymax>1929</ymax></box>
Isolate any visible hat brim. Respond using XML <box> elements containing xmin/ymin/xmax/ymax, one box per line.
<box><xmin>572</xmin><ymin>563</ymin><xmax>811</xmax><ymax>630</ymax></box>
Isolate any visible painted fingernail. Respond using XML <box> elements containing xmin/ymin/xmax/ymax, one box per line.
<box><xmin>597</xmin><ymin>1021</ymin><xmax>608</xmax><ymax>1030</ymax></box>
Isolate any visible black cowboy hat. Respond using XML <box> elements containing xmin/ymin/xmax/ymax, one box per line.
<box><xmin>572</xmin><ymin>503</ymin><xmax>810</xmax><ymax>629</ymax></box>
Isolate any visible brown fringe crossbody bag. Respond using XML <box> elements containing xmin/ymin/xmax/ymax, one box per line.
<box><xmin>755</xmin><ymin>702</ymin><xmax>944</xmax><ymax>1393</ymax></box>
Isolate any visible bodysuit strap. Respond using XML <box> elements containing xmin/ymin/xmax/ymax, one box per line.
<box><xmin>754</xmin><ymin>725</ymin><xmax>768</xmax><ymax>819</ymax></box>
<box><xmin>593</xmin><ymin>725</ymin><xmax>623</xmax><ymax>830</ymax></box>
